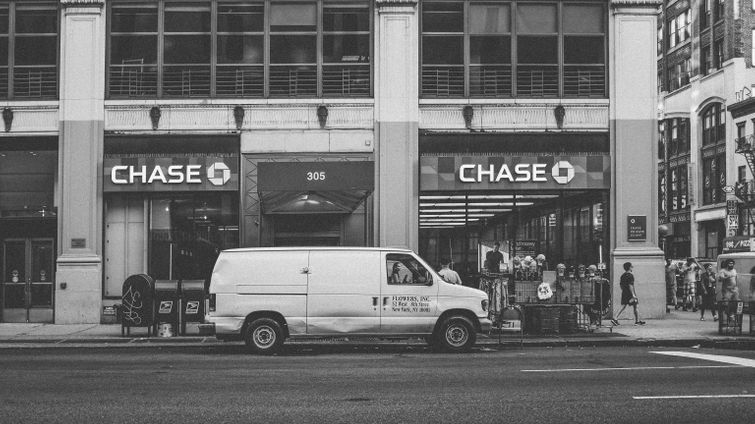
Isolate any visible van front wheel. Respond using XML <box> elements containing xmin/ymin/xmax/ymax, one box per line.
<box><xmin>244</xmin><ymin>318</ymin><xmax>284</xmax><ymax>355</ymax></box>
<box><xmin>438</xmin><ymin>316</ymin><xmax>476</xmax><ymax>353</ymax></box>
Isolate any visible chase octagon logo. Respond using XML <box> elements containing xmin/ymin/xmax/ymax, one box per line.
<box><xmin>207</xmin><ymin>162</ymin><xmax>231</xmax><ymax>186</ymax></box>
<box><xmin>551</xmin><ymin>161</ymin><xmax>575</xmax><ymax>184</ymax></box>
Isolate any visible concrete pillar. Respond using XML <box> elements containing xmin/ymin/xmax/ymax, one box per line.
<box><xmin>55</xmin><ymin>0</ymin><xmax>105</xmax><ymax>323</ymax></box>
<box><xmin>610</xmin><ymin>0</ymin><xmax>666</xmax><ymax>319</ymax></box>
<box><xmin>375</xmin><ymin>0</ymin><xmax>419</xmax><ymax>250</ymax></box>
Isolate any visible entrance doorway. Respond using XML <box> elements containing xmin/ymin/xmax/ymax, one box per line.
<box><xmin>2</xmin><ymin>238</ymin><xmax>55</xmax><ymax>323</ymax></box>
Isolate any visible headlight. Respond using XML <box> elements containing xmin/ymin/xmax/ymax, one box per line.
<box><xmin>481</xmin><ymin>299</ymin><xmax>489</xmax><ymax>312</ymax></box>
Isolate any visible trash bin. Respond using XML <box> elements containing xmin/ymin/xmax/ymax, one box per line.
<box><xmin>121</xmin><ymin>274</ymin><xmax>155</xmax><ymax>336</ymax></box>
<box><xmin>717</xmin><ymin>300</ymin><xmax>744</xmax><ymax>336</ymax></box>
<box><xmin>179</xmin><ymin>279</ymin><xmax>206</xmax><ymax>335</ymax></box>
<box><xmin>154</xmin><ymin>280</ymin><xmax>180</xmax><ymax>337</ymax></box>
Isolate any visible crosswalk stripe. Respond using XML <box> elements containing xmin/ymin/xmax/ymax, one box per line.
<box><xmin>651</xmin><ymin>351</ymin><xmax>755</xmax><ymax>368</ymax></box>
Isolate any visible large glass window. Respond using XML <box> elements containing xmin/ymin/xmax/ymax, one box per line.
<box><xmin>701</xmin><ymin>103</ymin><xmax>725</xmax><ymax>146</ymax></box>
<box><xmin>0</xmin><ymin>2</ymin><xmax>58</xmax><ymax>99</ymax></box>
<box><xmin>108</xmin><ymin>0</ymin><xmax>371</xmax><ymax>98</ymax></box>
<box><xmin>421</xmin><ymin>0</ymin><xmax>606</xmax><ymax>99</ymax></box>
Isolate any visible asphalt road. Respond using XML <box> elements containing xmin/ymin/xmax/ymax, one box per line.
<box><xmin>1</xmin><ymin>345</ymin><xmax>754</xmax><ymax>424</ymax></box>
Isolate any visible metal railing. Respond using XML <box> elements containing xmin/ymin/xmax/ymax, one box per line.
<box><xmin>108</xmin><ymin>65</ymin><xmax>158</xmax><ymax>98</ymax></box>
<box><xmin>216</xmin><ymin>65</ymin><xmax>263</xmax><ymax>98</ymax></box>
<box><xmin>322</xmin><ymin>65</ymin><xmax>370</xmax><ymax>97</ymax></box>
<box><xmin>269</xmin><ymin>65</ymin><xmax>316</xmax><ymax>97</ymax></box>
<box><xmin>421</xmin><ymin>65</ymin><xmax>464</xmax><ymax>98</ymax></box>
<box><xmin>13</xmin><ymin>66</ymin><xmax>57</xmax><ymax>98</ymax></box>
<box><xmin>469</xmin><ymin>65</ymin><xmax>512</xmax><ymax>98</ymax></box>
<box><xmin>516</xmin><ymin>65</ymin><xmax>558</xmax><ymax>98</ymax></box>
<box><xmin>163</xmin><ymin>65</ymin><xmax>211</xmax><ymax>97</ymax></box>
<box><xmin>563</xmin><ymin>66</ymin><xmax>605</xmax><ymax>98</ymax></box>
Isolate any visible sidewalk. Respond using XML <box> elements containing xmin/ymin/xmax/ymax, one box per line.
<box><xmin>0</xmin><ymin>309</ymin><xmax>752</xmax><ymax>349</ymax></box>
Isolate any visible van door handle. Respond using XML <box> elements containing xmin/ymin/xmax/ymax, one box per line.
<box><xmin>372</xmin><ymin>297</ymin><xmax>378</xmax><ymax>307</ymax></box>
<box><xmin>299</xmin><ymin>267</ymin><xmax>310</xmax><ymax>274</ymax></box>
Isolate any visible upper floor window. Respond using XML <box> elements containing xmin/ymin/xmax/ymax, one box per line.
<box><xmin>0</xmin><ymin>2</ymin><xmax>58</xmax><ymax>100</ymax></box>
<box><xmin>700</xmin><ymin>0</ymin><xmax>711</xmax><ymax>30</ymax></box>
<box><xmin>668</xmin><ymin>9</ymin><xmax>690</xmax><ymax>49</ymax></box>
<box><xmin>701</xmin><ymin>103</ymin><xmax>725</xmax><ymax>146</ymax></box>
<box><xmin>657</xmin><ymin>26</ymin><xmax>663</xmax><ymax>56</ymax></box>
<box><xmin>714</xmin><ymin>40</ymin><xmax>724</xmax><ymax>68</ymax></box>
<box><xmin>701</xmin><ymin>45</ymin><xmax>711</xmax><ymax>75</ymax></box>
<box><xmin>421</xmin><ymin>1</ymin><xmax>606</xmax><ymax>99</ymax></box>
<box><xmin>107</xmin><ymin>0</ymin><xmax>371</xmax><ymax>99</ymax></box>
<box><xmin>716</xmin><ymin>0</ymin><xmax>724</xmax><ymax>21</ymax></box>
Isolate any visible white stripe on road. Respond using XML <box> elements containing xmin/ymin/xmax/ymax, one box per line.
<box><xmin>651</xmin><ymin>351</ymin><xmax>755</xmax><ymax>368</ymax></box>
<box><xmin>634</xmin><ymin>395</ymin><xmax>755</xmax><ymax>400</ymax></box>
<box><xmin>520</xmin><ymin>365</ymin><xmax>739</xmax><ymax>372</ymax></box>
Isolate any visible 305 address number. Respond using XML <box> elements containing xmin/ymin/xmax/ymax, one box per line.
<box><xmin>307</xmin><ymin>171</ymin><xmax>326</xmax><ymax>181</ymax></box>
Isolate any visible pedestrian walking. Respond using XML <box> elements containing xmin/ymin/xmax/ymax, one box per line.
<box><xmin>438</xmin><ymin>259</ymin><xmax>462</xmax><ymax>285</ymax></box>
<box><xmin>699</xmin><ymin>263</ymin><xmax>717</xmax><ymax>321</ymax></box>
<box><xmin>680</xmin><ymin>258</ymin><xmax>699</xmax><ymax>311</ymax></box>
<box><xmin>717</xmin><ymin>259</ymin><xmax>740</xmax><ymax>321</ymax></box>
<box><xmin>611</xmin><ymin>262</ymin><xmax>646</xmax><ymax>326</ymax></box>
<box><xmin>665</xmin><ymin>259</ymin><xmax>677</xmax><ymax>313</ymax></box>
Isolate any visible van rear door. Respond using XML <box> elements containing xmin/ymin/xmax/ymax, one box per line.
<box><xmin>306</xmin><ymin>250</ymin><xmax>381</xmax><ymax>334</ymax></box>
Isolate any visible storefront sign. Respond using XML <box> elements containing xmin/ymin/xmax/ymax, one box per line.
<box><xmin>727</xmin><ymin>200</ymin><xmax>739</xmax><ymax>215</ymax></box>
<box><xmin>723</xmin><ymin>236</ymin><xmax>755</xmax><ymax>252</ymax></box>
<box><xmin>727</xmin><ymin>214</ymin><xmax>739</xmax><ymax>229</ymax></box>
<box><xmin>627</xmin><ymin>215</ymin><xmax>647</xmax><ymax>241</ymax></box>
<box><xmin>104</xmin><ymin>155</ymin><xmax>239</xmax><ymax>192</ymax></box>
<box><xmin>512</xmin><ymin>240</ymin><xmax>537</xmax><ymax>257</ymax></box>
<box><xmin>257</xmin><ymin>161</ymin><xmax>374</xmax><ymax>191</ymax></box>
<box><xmin>420</xmin><ymin>154</ymin><xmax>610</xmax><ymax>191</ymax></box>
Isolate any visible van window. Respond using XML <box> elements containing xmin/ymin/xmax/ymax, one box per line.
<box><xmin>386</xmin><ymin>253</ymin><xmax>431</xmax><ymax>285</ymax></box>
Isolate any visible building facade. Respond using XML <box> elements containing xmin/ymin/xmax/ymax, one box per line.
<box><xmin>657</xmin><ymin>0</ymin><xmax>755</xmax><ymax>259</ymax></box>
<box><xmin>0</xmin><ymin>0</ymin><xmax>665</xmax><ymax>324</ymax></box>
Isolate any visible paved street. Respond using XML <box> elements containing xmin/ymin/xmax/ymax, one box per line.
<box><xmin>1</xmin><ymin>346</ymin><xmax>754</xmax><ymax>424</ymax></box>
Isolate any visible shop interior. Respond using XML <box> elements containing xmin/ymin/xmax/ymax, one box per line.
<box><xmin>418</xmin><ymin>189</ymin><xmax>609</xmax><ymax>287</ymax></box>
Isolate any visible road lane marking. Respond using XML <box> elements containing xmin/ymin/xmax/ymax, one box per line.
<box><xmin>651</xmin><ymin>351</ymin><xmax>755</xmax><ymax>368</ymax></box>
<box><xmin>520</xmin><ymin>365</ymin><xmax>739</xmax><ymax>372</ymax></box>
<box><xmin>634</xmin><ymin>395</ymin><xmax>755</xmax><ymax>400</ymax></box>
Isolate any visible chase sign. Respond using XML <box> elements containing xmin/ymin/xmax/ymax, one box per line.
<box><xmin>104</xmin><ymin>155</ymin><xmax>239</xmax><ymax>192</ymax></box>
<box><xmin>420</xmin><ymin>154</ymin><xmax>610</xmax><ymax>191</ymax></box>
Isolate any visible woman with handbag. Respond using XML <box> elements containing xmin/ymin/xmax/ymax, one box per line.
<box><xmin>611</xmin><ymin>262</ymin><xmax>646</xmax><ymax>326</ymax></box>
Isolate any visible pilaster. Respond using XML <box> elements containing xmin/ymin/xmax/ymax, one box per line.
<box><xmin>610</xmin><ymin>0</ymin><xmax>666</xmax><ymax>319</ymax></box>
<box><xmin>375</xmin><ymin>0</ymin><xmax>419</xmax><ymax>250</ymax></box>
<box><xmin>55</xmin><ymin>0</ymin><xmax>105</xmax><ymax>323</ymax></box>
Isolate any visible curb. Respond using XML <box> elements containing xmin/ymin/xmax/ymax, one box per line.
<box><xmin>0</xmin><ymin>336</ymin><xmax>753</xmax><ymax>350</ymax></box>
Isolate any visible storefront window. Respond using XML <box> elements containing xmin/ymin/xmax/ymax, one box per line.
<box><xmin>149</xmin><ymin>193</ymin><xmax>238</xmax><ymax>281</ymax></box>
<box><xmin>421</xmin><ymin>0</ymin><xmax>606</xmax><ymax>99</ymax></box>
<box><xmin>0</xmin><ymin>2</ymin><xmax>58</xmax><ymax>99</ymax></box>
<box><xmin>108</xmin><ymin>0</ymin><xmax>372</xmax><ymax>98</ymax></box>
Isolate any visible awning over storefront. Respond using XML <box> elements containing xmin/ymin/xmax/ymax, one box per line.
<box><xmin>257</xmin><ymin>161</ymin><xmax>374</xmax><ymax>214</ymax></box>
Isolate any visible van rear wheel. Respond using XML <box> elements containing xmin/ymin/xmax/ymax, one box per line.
<box><xmin>438</xmin><ymin>316</ymin><xmax>476</xmax><ymax>353</ymax></box>
<box><xmin>244</xmin><ymin>318</ymin><xmax>284</xmax><ymax>355</ymax></box>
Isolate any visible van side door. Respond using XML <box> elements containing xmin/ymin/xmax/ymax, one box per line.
<box><xmin>307</xmin><ymin>250</ymin><xmax>381</xmax><ymax>335</ymax></box>
<box><xmin>380</xmin><ymin>252</ymin><xmax>439</xmax><ymax>334</ymax></box>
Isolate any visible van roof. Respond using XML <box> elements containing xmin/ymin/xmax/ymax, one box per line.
<box><xmin>222</xmin><ymin>246</ymin><xmax>414</xmax><ymax>253</ymax></box>
<box><xmin>717</xmin><ymin>252</ymin><xmax>755</xmax><ymax>258</ymax></box>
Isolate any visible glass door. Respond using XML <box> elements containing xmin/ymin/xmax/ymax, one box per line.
<box><xmin>2</xmin><ymin>238</ymin><xmax>54</xmax><ymax>323</ymax></box>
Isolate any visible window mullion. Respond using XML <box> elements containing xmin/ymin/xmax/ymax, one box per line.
<box><xmin>264</xmin><ymin>0</ymin><xmax>270</xmax><ymax>98</ymax></box>
<box><xmin>317</xmin><ymin>0</ymin><xmax>323</xmax><ymax>98</ymax></box>
<box><xmin>157</xmin><ymin>0</ymin><xmax>164</xmax><ymax>98</ymax></box>
<box><xmin>463</xmin><ymin>0</ymin><xmax>469</xmax><ymax>98</ymax></box>
<box><xmin>8</xmin><ymin>0</ymin><xmax>14</xmax><ymax>99</ymax></box>
<box><xmin>511</xmin><ymin>0</ymin><xmax>517</xmax><ymax>98</ymax></box>
<box><xmin>557</xmin><ymin>1</ymin><xmax>563</xmax><ymax>98</ymax></box>
<box><xmin>210</xmin><ymin>1</ymin><xmax>217</xmax><ymax>98</ymax></box>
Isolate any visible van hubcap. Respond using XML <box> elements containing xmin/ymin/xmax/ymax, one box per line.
<box><xmin>253</xmin><ymin>326</ymin><xmax>275</xmax><ymax>347</ymax></box>
<box><xmin>446</xmin><ymin>324</ymin><xmax>468</xmax><ymax>347</ymax></box>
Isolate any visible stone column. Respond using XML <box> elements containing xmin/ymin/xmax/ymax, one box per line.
<box><xmin>375</xmin><ymin>0</ymin><xmax>419</xmax><ymax>250</ymax></box>
<box><xmin>610</xmin><ymin>0</ymin><xmax>666</xmax><ymax>319</ymax></box>
<box><xmin>55</xmin><ymin>0</ymin><xmax>105</xmax><ymax>323</ymax></box>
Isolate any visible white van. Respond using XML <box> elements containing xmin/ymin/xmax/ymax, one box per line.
<box><xmin>206</xmin><ymin>247</ymin><xmax>491</xmax><ymax>354</ymax></box>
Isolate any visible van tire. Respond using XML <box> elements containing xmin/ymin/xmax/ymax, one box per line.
<box><xmin>244</xmin><ymin>318</ymin><xmax>284</xmax><ymax>355</ymax></box>
<box><xmin>438</xmin><ymin>316</ymin><xmax>476</xmax><ymax>353</ymax></box>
